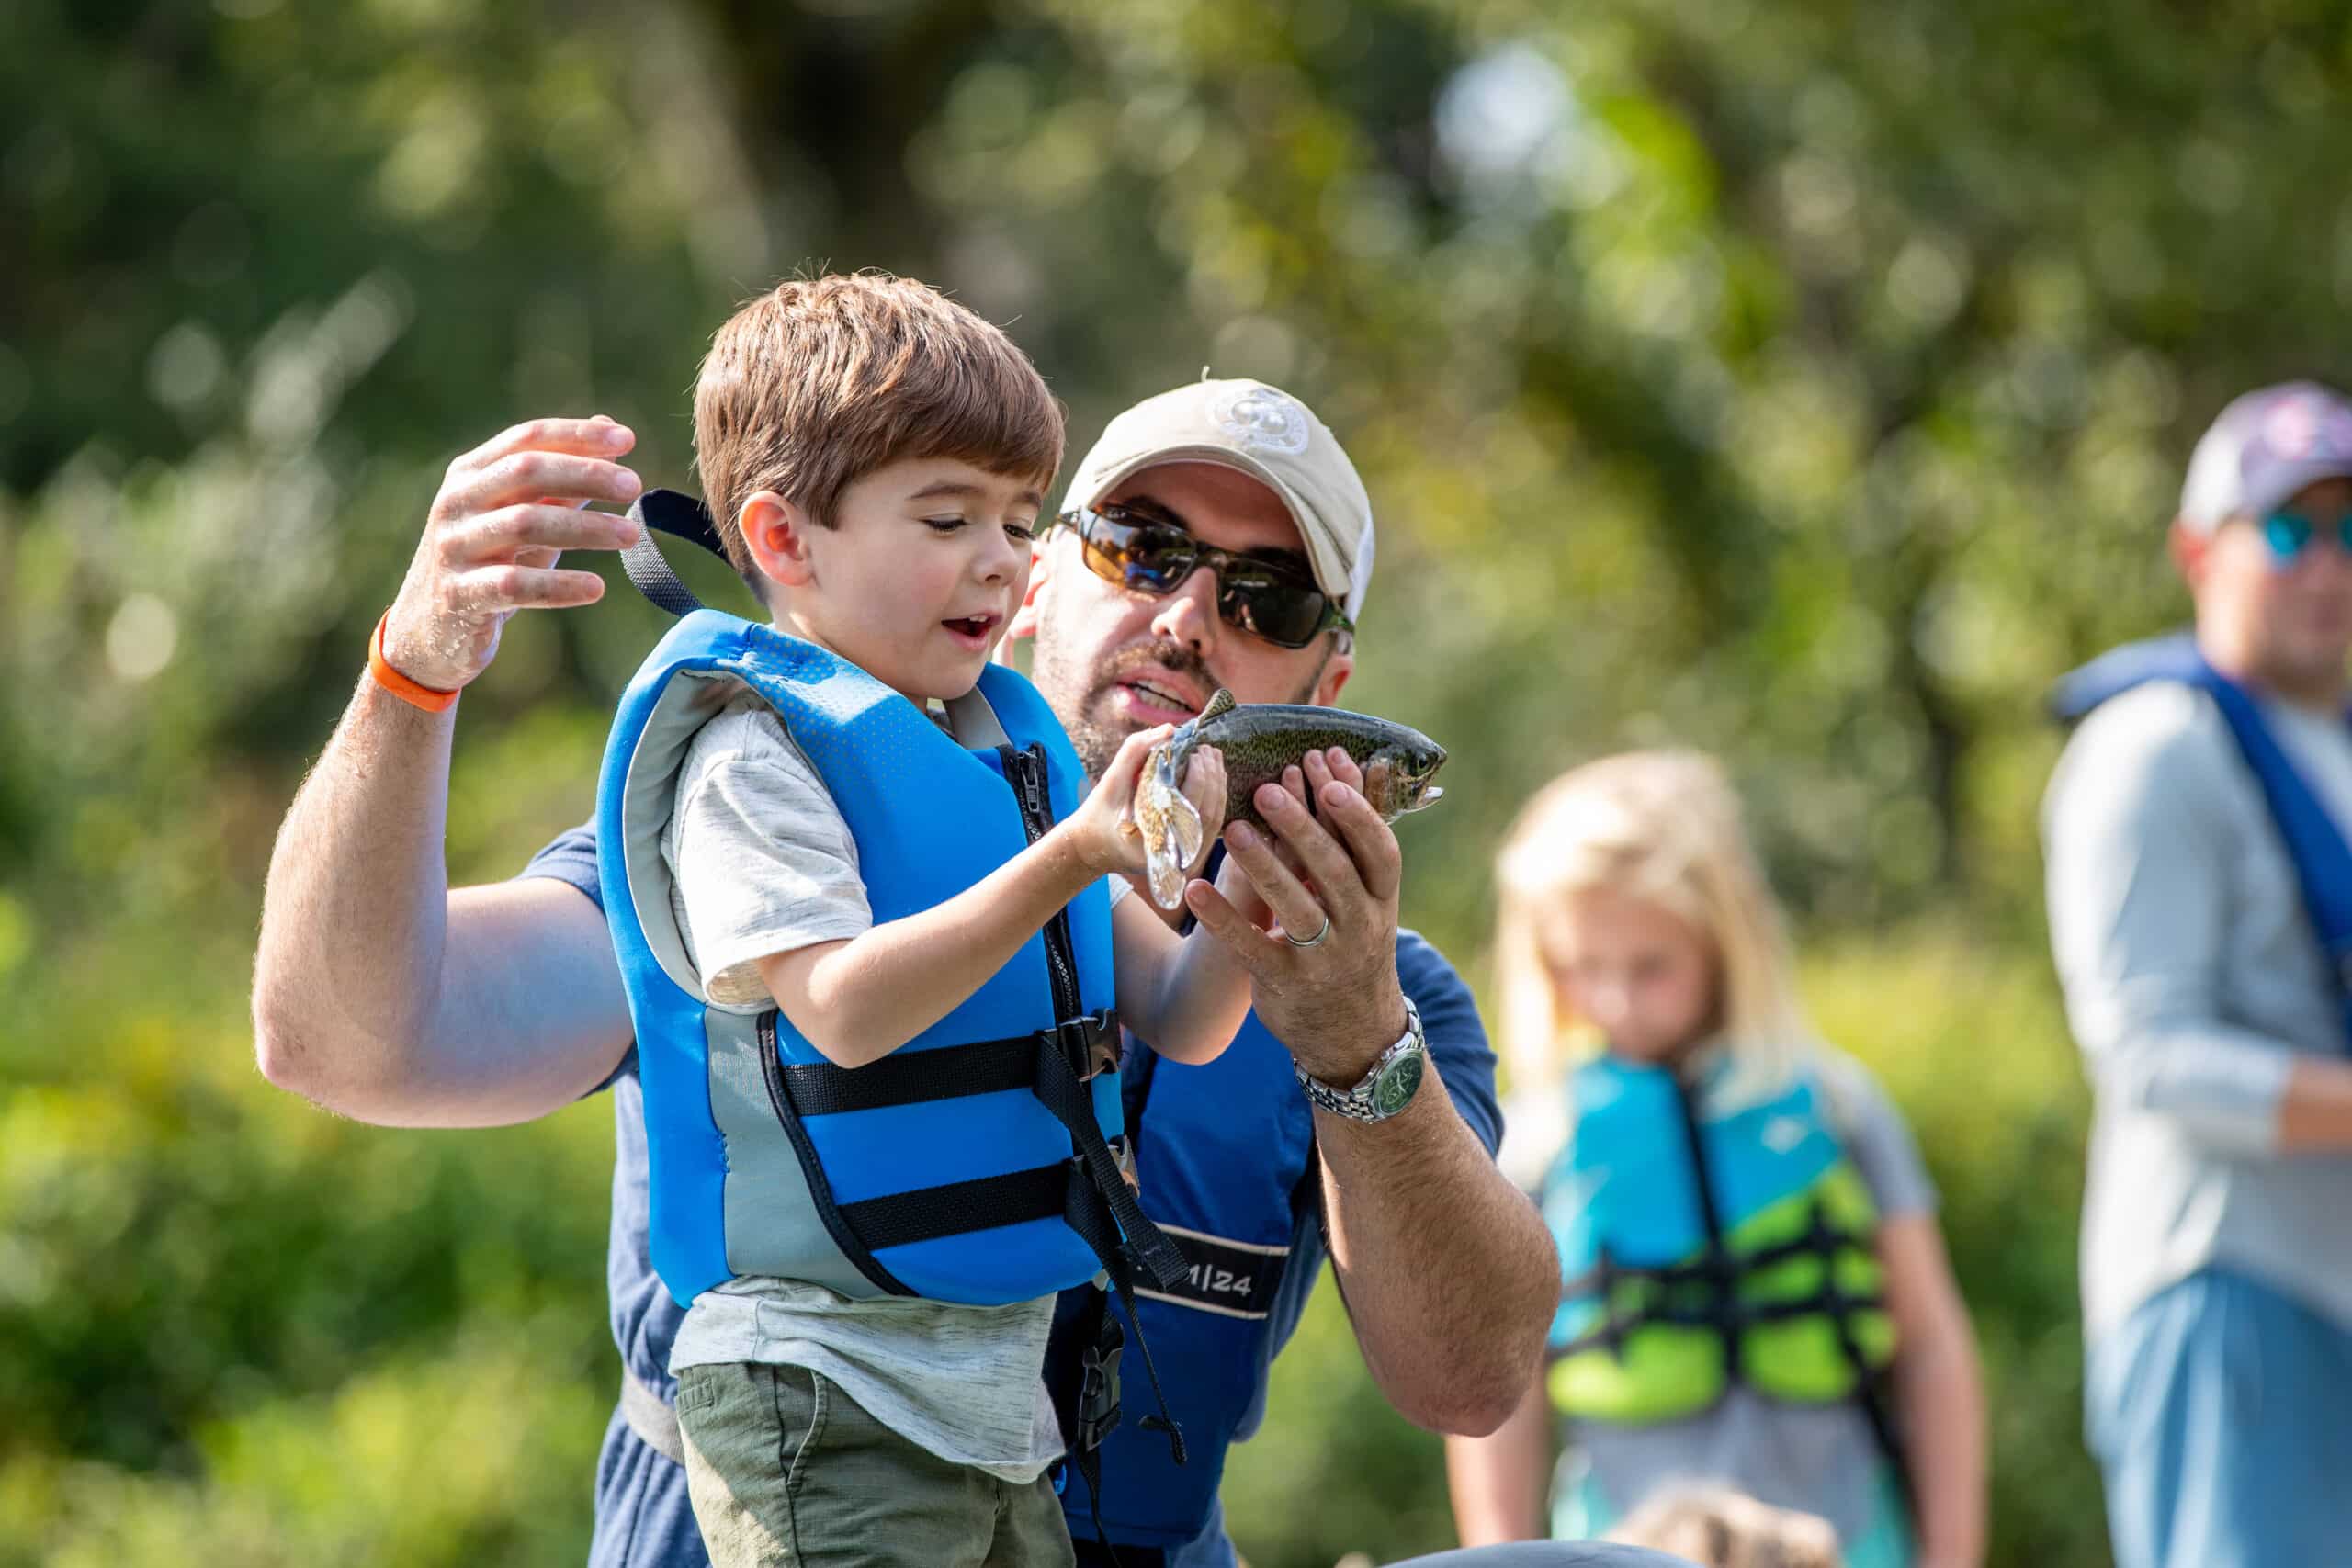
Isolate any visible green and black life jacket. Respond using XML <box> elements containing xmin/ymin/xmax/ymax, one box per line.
<box><xmin>1540</xmin><ymin>1055</ymin><xmax>1897</xmax><ymax>1427</ymax></box>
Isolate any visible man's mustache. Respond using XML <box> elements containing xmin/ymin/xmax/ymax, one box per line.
<box><xmin>1094</xmin><ymin>641</ymin><xmax>1215</xmax><ymax>706</ymax></box>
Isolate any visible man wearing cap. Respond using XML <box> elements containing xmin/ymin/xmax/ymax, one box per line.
<box><xmin>252</xmin><ymin>377</ymin><xmax>1560</xmax><ymax>1568</ymax></box>
<box><xmin>2044</xmin><ymin>380</ymin><xmax>2352</xmax><ymax>1568</ymax></box>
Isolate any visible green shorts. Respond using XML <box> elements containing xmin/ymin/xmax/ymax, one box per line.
<box><xmin>676</xmin><ymin>1360</ymin><xmax>1074</xmax><ymax>1568</ymax></box>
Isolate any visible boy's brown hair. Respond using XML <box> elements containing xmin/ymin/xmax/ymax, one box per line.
<box><xmin>693</xmin><ymin>272</ymin><xmax>1065</xmax><ymax>573</ymax></box>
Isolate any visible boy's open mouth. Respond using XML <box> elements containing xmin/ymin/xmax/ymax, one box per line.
<box><xmin>943</xmin><ymin>615</ymin><xmax>998</xmax><ymax>646</ymax></box>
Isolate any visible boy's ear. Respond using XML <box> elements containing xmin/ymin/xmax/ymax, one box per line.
<box><xmin>739</xmin><ymin>491</ymin><xmax>818</xmax><ymax>589</ymax></box>
<box><xmin>1006</xmin><ymin>536</ymin><xmax>1055</xmax><ymax>643</ymax></box>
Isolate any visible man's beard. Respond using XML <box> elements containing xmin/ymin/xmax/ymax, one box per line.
<box><xmin>1032</xmin><ymin>632</ymin><xmax>1330</xmax><ymax>781</ymax></box>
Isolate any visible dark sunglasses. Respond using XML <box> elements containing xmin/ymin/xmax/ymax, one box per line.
<box><xmin>1054</xmin><ymin>504</ymin><xmax>1353</xmax><ymax>649</ymax></box>
<box><xmin>2260</xmin><ymin>510</ymin><xmax>2352</xmax><ymax>565</ymax></box>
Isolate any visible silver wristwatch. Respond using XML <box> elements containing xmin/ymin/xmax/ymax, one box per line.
<box><xmin>1294</xmin><ymin>996</ymin><xmax>1426</xmax><ymax>1123</ymax></box>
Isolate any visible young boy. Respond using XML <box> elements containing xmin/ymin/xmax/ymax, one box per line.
<box><xmin>655</xmin><ymin>275</ymin><xmax>1253</xmax><ymax>1566</ymax></box>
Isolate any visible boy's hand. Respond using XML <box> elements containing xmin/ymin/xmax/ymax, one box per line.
<box><xmin>1065</xmin><ymin>726</ymin><xmax>1171</xmax><ymax>874</ymax></box>
<box><xmin>1065</xmin><ymin>730</ymin><xmax>1227</xmax><ymax>878</ymax></box>
<box><xmin>380</xmin><ymin>415</ymin><xmax>647</xmax><ymax>693</ymax></box>
<box><xmin>1178</xmin><ymin>745</ymin><xmax>1227</xmax><ymax>874</ymax></box>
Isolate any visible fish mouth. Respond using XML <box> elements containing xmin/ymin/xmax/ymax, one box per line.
<box><xmin>1405</xmin><ymin>783</ymin><xmax>1443</xmax><ymax>812</ymax></box>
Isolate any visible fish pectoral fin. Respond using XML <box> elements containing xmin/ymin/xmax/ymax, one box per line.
<box><xmin>1145</xmin><ymin>789</ymin><xmax>1204</xmax><ymax>908</ymax></box>
<box><xmin>1137</xmin><ymin>761</ymin><xmax>1204</xmax><ymax>910</ymax></box>
<box><xmin>1169</xmin><ymin>789</ymin><xmax>1205</xmax><ymax>871</ymax></box>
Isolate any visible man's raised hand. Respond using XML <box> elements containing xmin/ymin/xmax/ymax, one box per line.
<box><xmin>379</xmin><ymin>415</ymin><xmax>646</xmax><ymax>693</ymax></box>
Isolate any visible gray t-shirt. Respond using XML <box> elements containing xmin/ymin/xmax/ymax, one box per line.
<box><xmin>2044</xmin><ymin>681</ymin><xmax>2352</xmax><ymax>1341</ymax></box>
<box><xmin>661</xmin><ymin>689</ymin><xmax>1125</xmax><ymax>1483</ymax></box>
<box><xmin>1498</xmin><ymin>1050</ymin><xmax>1936</xmax><ymax>1550</ymax></box>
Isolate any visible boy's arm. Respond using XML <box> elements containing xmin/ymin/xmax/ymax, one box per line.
<box><xmin>1106</xmin><ymin>887</ymin><xmax>1252</xmax><ymax>1064</ymax></box>
<box><xmin>753</xmin><ymin>727</ymin><xmax>1176</xmax><ymax>1067</ymax></box>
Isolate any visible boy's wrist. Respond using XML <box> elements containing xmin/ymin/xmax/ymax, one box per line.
<box><xmin>1045</xmin><ymin>817</ymin><xmax>1121</xmax><ymax>885</ymax></box>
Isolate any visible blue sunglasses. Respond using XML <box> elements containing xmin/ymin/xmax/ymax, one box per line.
<box><xmin>2260</xmin><ymin>511</ymin><xmax>2352</xmax><ymax>564</ymax></box>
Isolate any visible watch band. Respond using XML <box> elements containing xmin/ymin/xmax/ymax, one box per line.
<box><xmin>369</xmin><ymin>611</ymin><xmax>461</xmax><ymax>714</ymax></box>
<box><xmin>1294</xmin><ymin>996</ymin><xmax>1425</xmax><ymax>1124</ymax></box>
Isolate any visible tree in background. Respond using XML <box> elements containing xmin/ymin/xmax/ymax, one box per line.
<box><xmin>7</xmin><ymin>0</ymin><xmax>2346</xmax><ymax>1562</ymax></box>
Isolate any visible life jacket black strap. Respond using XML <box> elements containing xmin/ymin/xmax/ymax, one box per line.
<box><xmin>780</xmin><ymin>1013</ymin><xmax>1119</xmax><ymax>1117</ymax></box>
<box><xmin>620</xmin><ymin>489</ymin><xmax>730</xmax><ymax>618</ymax></box>
<box><xmin>1030</xmin><ymin>1031</ymin><xmax>1190</xmax><ymax>1292</ymax></box>
<box><xmin>836</xmin><ymin>1162</ymin><xmax>1074</xmax><ymax>1251</ymax></box>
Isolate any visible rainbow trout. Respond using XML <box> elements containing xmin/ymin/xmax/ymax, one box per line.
<box><xmin>1133</xmin><ymin>689</ymin><xmax>1448</xmax><ymax>909</ymax></box>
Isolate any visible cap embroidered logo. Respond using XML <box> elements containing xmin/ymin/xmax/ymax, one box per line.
<box><xmin>1212</xmin><ymin>385</ymin><xmax>1312</xmax><ymax>457</ymax></box>
<box><xmin>2259</xmin><ymin>390</ymin><xmax>2352</xmax><ymax>463</ymax></box>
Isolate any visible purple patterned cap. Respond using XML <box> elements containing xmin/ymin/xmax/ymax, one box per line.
<box><xmin>2180</xmin><ymin>380</ymin><xmax>2352</xmax><ymax>531</ymax></box>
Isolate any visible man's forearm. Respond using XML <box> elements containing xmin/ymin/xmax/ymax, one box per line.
<box><xmin>1317</xmin><ymin>1062</ymin><xmax>1560</xmax><ymax>1436</ymax></box>
<box><xmin>253</xmin><ymin>672</ymin><xmax>458</xmax><ymax>1102</ymax></box>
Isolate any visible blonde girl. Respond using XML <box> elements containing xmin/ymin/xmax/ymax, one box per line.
<box><xmin>1445</xmin><ymin>750</ymin><xmax>1985</xmax><ymax>1568</ymax></box>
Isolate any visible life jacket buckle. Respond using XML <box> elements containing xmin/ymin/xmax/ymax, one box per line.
<box><xmin>1075</xmin><ymin>1303</ymin><xmax>1126</xmax><ymax>1451</ymax></box>
<box><xmin>1051</xmin><ymin>1010</ymin><xmax>1122</xmax><ymax>1082</ymax></box>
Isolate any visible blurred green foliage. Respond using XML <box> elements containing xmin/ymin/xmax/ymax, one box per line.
<box><xmin>8</xmin><ymin>0</ymin><xmax>2344</xmax><ymax>1559</ymax></box>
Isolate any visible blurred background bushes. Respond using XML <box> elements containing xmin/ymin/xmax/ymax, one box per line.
<box><xmin>11</xmin><ymin>0</ymin><xmax>2347</xmax><ymax>1560</ymax></box>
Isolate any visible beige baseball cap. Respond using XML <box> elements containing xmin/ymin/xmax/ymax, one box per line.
<box><xmin>1060</xmin><ymin>378</ymin><xmax>1376</xmax><ymax>624</ymax></box>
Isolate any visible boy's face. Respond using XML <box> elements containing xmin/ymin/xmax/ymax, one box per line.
<box><xmin>745</xmin><ymin>456</ymin><xmax>1045</xmax><ymax>705</ymax></box>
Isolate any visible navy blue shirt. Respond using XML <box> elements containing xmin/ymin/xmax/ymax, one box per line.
<box><xmin>525</xmin><ymin>824</ymin><xmax>1502</xmax><ymax>1568</ymax></box>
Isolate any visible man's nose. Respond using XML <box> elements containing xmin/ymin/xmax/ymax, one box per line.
<box><xmin>1147</xmin><ymin>563</ymin><xmax>1222</xmax><ymax>654</ymax></box>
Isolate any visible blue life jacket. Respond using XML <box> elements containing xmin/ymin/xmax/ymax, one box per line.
<box><xmin>598</xmin><ymin>597</ymin><xmax>1184</xmax><ymax>1310</ymax></box>
<box><xmin>1539</xmin><ymin>1056</ymin><xmax>1896</xmax><ymax>1427</ymax></box>
<box><xmin>1053</xmin><ymin>1008</ymin><xmax>1318</xmax><ymax>1548</ymax></box>
<box><xmin>2050</xmin><ymin>633</ymin><xmax>2352</xmax><ymax>1046</ymax></box>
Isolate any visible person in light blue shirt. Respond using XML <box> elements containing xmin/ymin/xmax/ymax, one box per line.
<box><xmin>2045</xmin><ymin>380</ymin><xmax>2352</xmax><ymax>1568</ymax></box>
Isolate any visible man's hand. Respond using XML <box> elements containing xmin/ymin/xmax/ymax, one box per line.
<box><xmin>1184</xmin><ymin>746</ymin><xmax>1408</xmax><ymax>1085</ymax></box>
<box><xmin>380</xmin><ymin>415</ymin><xmax>647</xmax><ymax>692</ymax></box>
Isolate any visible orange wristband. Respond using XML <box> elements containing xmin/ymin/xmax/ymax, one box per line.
<box><xmin>369</xmin><ymin>612</ymin><xmax>461</xmax><ymax>713</ymax></box>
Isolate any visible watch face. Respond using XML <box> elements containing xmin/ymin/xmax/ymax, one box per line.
<box><xmin>1373</xmin><ymin>1050</ymin><xmax>1425</xmax><ymax>1118</ymax></box>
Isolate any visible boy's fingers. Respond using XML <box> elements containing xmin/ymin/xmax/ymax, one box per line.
<box><xmin>439</xmin><ymin>503</ymin><xmax>643</xmax><ymax>566</ymax></box>
<box><xmin>457</xmin><ymin>416</ymin><xmax>636</xmax><ymax>474</ymax></box>
<box><xmin>447</xmin><ymin>563</ymin><xmax>609</xmax><ymax>615</ymax></box>
<box><xmin>438</xmin><ymin>452</ymin><xmax>643</xmax><ymax>522</ymax></box>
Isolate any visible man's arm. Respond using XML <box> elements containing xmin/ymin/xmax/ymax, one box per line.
<box><xmin>251</xmin><ymin>417</ymin><xmax>646</xmax><ymax>1127</ymax></box>
<box><xmin>1188</xmin><ymin>758</ymin><xmax>1560</xmax><ymax>1437</ymax></box>
<box><xmin>2046</xmin><ymin>698</ymin><xmax>2352</xmax><ymax>1154</ymax></box>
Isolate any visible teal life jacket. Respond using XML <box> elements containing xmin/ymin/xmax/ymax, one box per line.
<box><xmin>1542</xmin><ymin>1056</ymin><xmax>1897</xmax><ymax>1427</ymax></box>
<box><xmin>595</xmin><ymin>496</ymin><xmax>1187</xmax><ymax>1314</ymax></box>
